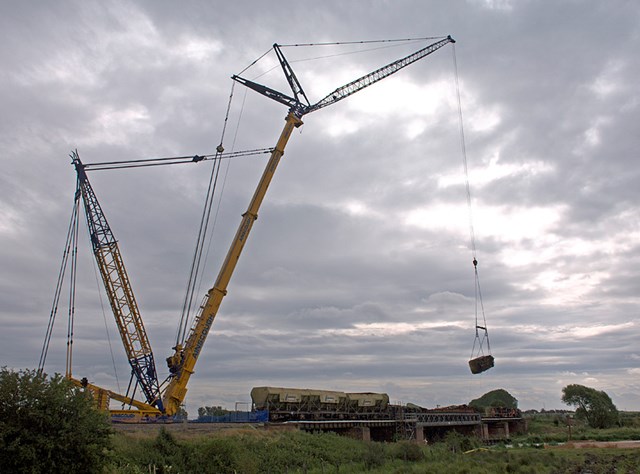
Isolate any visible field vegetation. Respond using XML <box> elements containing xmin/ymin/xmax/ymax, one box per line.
<box><xmin>3</xmin><ymin>371</ymin><xmax>639</xmax><ymax>473</ymax></box>
<box><xmin>106</xmin><ymin>408</ymin><xmax>640</xmax><ymax>473</ymax></box>
<box><xmin>106</xmin><ymin>426</ymin><xmax>640</xmax><ymax>473</ymax></box>
<box><xmin>518</xmin><ymin>410</ymin><xmax>640</xmax><ymax>444</ymax></box>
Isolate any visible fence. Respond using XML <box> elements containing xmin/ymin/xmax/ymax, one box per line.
<box><xmin>193</xmin><ymin>410</ymin><xmax>269</xmax><ymax>423</ymax></box>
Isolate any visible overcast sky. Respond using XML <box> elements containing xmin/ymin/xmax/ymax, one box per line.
<box><xmin>2</xmin><ymin>1</ymin><xmax>639</xmax><ymax>414</ymax></box>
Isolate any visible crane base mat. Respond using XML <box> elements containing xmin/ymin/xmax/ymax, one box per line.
<box><xmin>469</xmin><ymin>355</ymin><xmax>495</xmax><ymax>374</ymax></box>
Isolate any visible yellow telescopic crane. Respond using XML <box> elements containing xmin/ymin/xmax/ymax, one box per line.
<box><xmin>161</xmin><ymin>36</ymin><xmax>455</xmax><ymax>415</ymax></box>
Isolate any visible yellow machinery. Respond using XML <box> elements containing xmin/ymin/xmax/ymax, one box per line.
<box><xmin>48</xmin><ymin>36</ymin><xmax>455</xmax><ymax>420</ymax></box>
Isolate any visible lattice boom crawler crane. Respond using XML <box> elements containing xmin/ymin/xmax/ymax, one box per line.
<box><xmin>64</xmin><ymin>36</ymin><xmax>456</xmax><ymax>420</ymax></box>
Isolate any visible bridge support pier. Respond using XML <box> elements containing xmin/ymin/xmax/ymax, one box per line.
<box><xmin>346</xmin><ymin>426</ymin><xmax>370</xmax><ymax>441</ymax></box>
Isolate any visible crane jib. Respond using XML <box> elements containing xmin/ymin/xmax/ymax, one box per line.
<box><xmin>309</xmin><ymin>36</ymin><xmax>454</xmax><ymax>114</ymax></box>
<box><xmin>231</xmin><ymin>36</ymin><xmax>454</xmax><ymax>118</ymax></box>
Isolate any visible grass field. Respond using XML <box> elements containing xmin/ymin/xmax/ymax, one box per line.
<box><xmin>516</xmin><ymin>411</ymin><xmax>640</xmax><ymax>444</ymax></box>
<box><xmin>106</xmin><ymin>417</ymin><xmax>640</xmax><ymax>473</ymax></box>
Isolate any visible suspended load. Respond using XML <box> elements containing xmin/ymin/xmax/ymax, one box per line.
<box><xmin>454</xmin><ymin>52</ymin><xmax>496</xmax><ymax>374</ymax></box>
<box><xmin>468</xmin><ymin>259</ymin><xmax>494</xmax><ymax>374</ymax></box>
<box><xmin>469</xmin><ymin>354</ymin><xmax>494</xmax><ymax>374</ymax></box>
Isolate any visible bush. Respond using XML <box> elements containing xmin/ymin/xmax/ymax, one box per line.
<box><xmin>363</xmin><ymin>443</ymin><xmax>387</xmax><ymax>469</ymax></box>
<box><xmin>192</xmin><ymin>436</ymin><xmax>258</xmax><ymax>473</ymax></box>
<box><xmin>0</xmin><ymin>368</ymin><xmax>112</xmax><ymax>474</ymax></box>
<box><xmin>442</xmin><ymin>431</ymin><xmax>480</xmax><ymax>453</ymax></box>
<box><xmin>393</xmin><ymin>440</ymin><xmax>424</xmax><ymax>462</ymax></box>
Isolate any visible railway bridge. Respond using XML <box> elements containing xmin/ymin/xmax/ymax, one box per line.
<box><xmin>277</xmin><ymin>411</ymin><xmax>525</xmax><ymax>443</ymax></box>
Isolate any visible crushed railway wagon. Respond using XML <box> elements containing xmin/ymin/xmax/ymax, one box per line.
<box><xmin>251</xmin><ymin>387</ymin><xmax>390</xmax><ymax>421</ymax></box>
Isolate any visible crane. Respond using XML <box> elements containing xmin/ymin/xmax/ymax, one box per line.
<box><xmin>70</xmin><ymin>150</ymin><xmax>164</xmax><ymax>413</ymax></box>
<box><xmin>57</xmin><ymin>147</ymin><xmax>275</xmax><ymax>420</ymax></box>
<box><xmin>60</xmin><ymin>35</ymin><xmax>455</xmax><ymax>419</ymax></box>
<box><xmin>162</xmin><ymin>35</ymin><xmax>455</xmax><ymax>415</ymax></box>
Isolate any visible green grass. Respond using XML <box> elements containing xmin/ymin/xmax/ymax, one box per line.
<box><xmin>105</xmin><ymin>426</ymin><xmax>640</xmax><ymax>473</ymax></box>
<box><xmin>516</xmin><ymin>412</ymin><xmax>640</xmax><ymax>443</ymax></box>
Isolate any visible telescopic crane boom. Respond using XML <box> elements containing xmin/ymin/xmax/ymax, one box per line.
<box><xmin>161</xmin><ymin>36</ymin><xmax>454</xmax><ymax>415</ymax></box>
<box><xmin>61</xmin><ymin>37</ymin><xmax>454</xmax><ymax>418</ymax></box>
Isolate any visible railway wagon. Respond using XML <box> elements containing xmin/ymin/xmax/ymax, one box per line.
<box><xmin>346</xmin><ymin>392</ymin><xmax>390</xmax><ymax>414</ymax></box>
<box><xmin>251</xmin><ymin>386</ymin><xmax>390</xmax><ymax>421</ymax></box>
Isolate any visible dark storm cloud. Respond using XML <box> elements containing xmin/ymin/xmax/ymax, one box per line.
<box><xmin>2</xmin><ymin>1</ymin><xmax>639</xmax><ymax>412</ymax></box>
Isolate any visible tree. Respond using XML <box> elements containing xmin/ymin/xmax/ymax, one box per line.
<box><xmin>0</xmin><ymin>368</ymin><xmax>112</xmax><ymax>473</ymax></box>
<box><xmin>174</xmin><ymin>405</ymin><xmax>189</xmax><ymax>421</ymax></box>
<box><xmin>197</xmin><ymin>405</ymin><xmax>230</xmax><ymax>420</ymax></box>
<box><xmin>561</xmin><ymin>384</ymin><xmax>619</xmax><ymax>429</ymax></box>
<box><xmin>469</xmin><ymin>388</ymin><xmax>518</xmax><ymax>412</ymax></box>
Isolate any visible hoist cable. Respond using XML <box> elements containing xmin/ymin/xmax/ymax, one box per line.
<box><xmin>219</xmin><ymin>80</ymin><xmax>237</xmax><ymax>144</ymax></box>
<box><xmin>180</xmin><ymin>83</ymin><xmax>251</xmax><ymax>343</ymax></box>
<box><xmin>278</xmin><ymin>36</ymin><xmax>445</xmax><ymax>47</ymax></box>
<box><xmin>65</xmin><ymin>187</ymin><xmax>80</xmax><ymax>378</ymax></box>
<box><xmin>176</xmin><ymin>81</ymin><xmax>237</xmax><ymax>345</ymax></box>
<box><xmin>240</xmin><ymin>37</ymin><xmax>447</xmax><ymax>83</ymax></box>
<box><xmin>176</xmin><ymin>155</ymin><xmax>223</xmax><ymax>345</ymax></box>
<box><xmin>286</xmin><ymin>41</ymin><xmax>434</xmax><ymax>65</ymax></box>
<box><xmin>176</xmin><ymin>80</ymin><xmax>235</xmax><ymax>343</ymax></box>
<box><xmin>470</xmin><ymin>261</ymin><xmax>491</xmax><ymax>358</ymax></box>
<box><xmin>236</xmin><ymin>47</ymin><xmax>273</xmax><ymax>76</ymax></box>
<box><xmin>453</xmin><ymin>47</ymin><xmax>477</xmax><ymax>261</ymax></box>
<box><xmin>38</xmin><ymin>184</ymin><xmax>81</xmax><ymax>374</ymax></box>
<box><xmin>82</xmin><ymin>148</ymin><xmax>273</xmax><ymax>172</ymax></box>
<box><xmin>193</xmin><ymin>85</ymin><xmax>250</xmax><ymax>313</ymax></box>
<box><xmin>452</xmin><ymin>44</ymin><xmax>491</xmax><ymax>359</ymax></box>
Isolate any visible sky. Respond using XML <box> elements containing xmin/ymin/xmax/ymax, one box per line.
<box><xmin>2</xmin><ymin>0</ymin><xmax>639</xmax><ymax>414</ymax></box>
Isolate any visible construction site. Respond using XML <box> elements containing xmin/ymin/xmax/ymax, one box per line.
<box><xmin>38</xmin><ymin>36</ymin><xmax>509</xmax><ymax>443</ymax></box>
<box><xmin>113</xmin><ymin>403</ymin><xmax>525</xmax><ymax>444</ymax></box>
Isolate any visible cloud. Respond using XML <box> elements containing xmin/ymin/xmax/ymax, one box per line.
<box><xmin>2</xmin><ymin>1</ymin><xmax>640</xmax><ymax>414</ymax></box>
